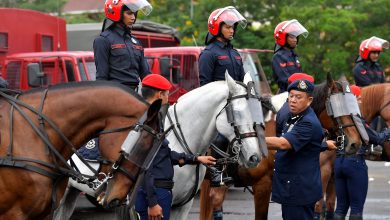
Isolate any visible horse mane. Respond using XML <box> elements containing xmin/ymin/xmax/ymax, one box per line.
<box><xmin>21</xmin><ymin>81</ymin><xmax>146</xmax><ymax>103</ymax></box>
<box><xmin>311</xmin><ymin>82</ymin><xmax>329</xmax><ymax>116</ymax></box>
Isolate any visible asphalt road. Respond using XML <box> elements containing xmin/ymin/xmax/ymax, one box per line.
<box><xmin>70</xmin><ymin>161</ymin><xmax>390</xmax><ymax>220</ymax></box>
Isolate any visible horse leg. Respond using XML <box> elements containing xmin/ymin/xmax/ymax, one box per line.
<box><xmin>252</xmin><ymin>175</ymin><xmax>272</xmax><ymax>220</ymax></box>
<box><xmin>170</xmin><ymin>199</ymin><xmax>194</xmax><ymax>220</ymax></box>
<box><xmin>325</xmin><ymin>173</ymin><xmax>336</xmax><ymax>220</ymax></box>
<box><xmin>209</xmin><ymin>186</ymin><xmax>228</xmax><ymax>220</ymax></box>
<box><xmin>53</xmin><ymin>185</ymin><xmax>81</xmax><ymax>220</ymax></box>
<box><xmin>199</xmin><ymin>179</ymin><xmax>213</xmax><ymax>220</ymax></box>
<box><xmin>315</xmin><ymin>152</ymin><xmax>333</xmax><ymax>219</ymax></box>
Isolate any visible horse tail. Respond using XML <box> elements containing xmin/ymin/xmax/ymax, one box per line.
<box><xmin>199</xmin><ymin>178</ymin><xmax>213</xmax><ymax>220</ymax></box>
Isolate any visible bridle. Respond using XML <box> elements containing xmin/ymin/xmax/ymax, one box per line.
<box><xmin>325</xmin><ymin>82</ymin><xmax>369</xmax><ymax>153</ymax></box>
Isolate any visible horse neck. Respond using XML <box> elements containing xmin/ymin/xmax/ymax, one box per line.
<box><xmin>361</xmin><ymin>84</ymin><xmax>388</xmax><ymax>123</ymax></box>
<box><xmin>21</xmin><ymin>86</ymin><xmax>146</xmax><ymax>157</ymax></box>
<box><xmin>166</xmin><ymin>82</ymin><xmax>228</xmax><ymax>154</ymax></box>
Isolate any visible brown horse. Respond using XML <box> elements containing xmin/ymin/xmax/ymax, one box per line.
<box><xmin>316</xmin><ymin>83</ymin><xmax>390</xmax><ymax>218</ymax></box>
<box><xmin>0</xmin><ymin>81</ymin><xmax>154</xmax><ymax>219</ymax></box>
<box><xmin>199</xmin><ymin>74</ymin><xmax>364</xmax><ymax>220</ymax></box>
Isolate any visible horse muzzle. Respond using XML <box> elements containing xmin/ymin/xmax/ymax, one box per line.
<box><xmin>245</xmin><ymin>154</ymin><xmax>260</xmax><ymax>168</ymax></box>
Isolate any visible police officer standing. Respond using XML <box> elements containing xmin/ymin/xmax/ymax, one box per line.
<box><xmin>266</xmin><ymin>79</ymin><xmax>324</xmax><ymax>220</ymax></box>
<box><xmin>272</xmin><ymin>19</ymin><xmax>309</xmax><ymax>93</ymax></box>
<box><xmin>353</xmin><ymin>36</ymin><xmax>389</xmax><ymax>87</ymax></box>
<box><xmin>333</xmin><ymin>85</ymin><xmax>390</xmax><ymax>220</ymax></box>
<box><xmin>135</xmin><ymin>74</ymin><xmax>216</xmax><ymax>220</ymax></box>
<box><xmin>198</xmin><ymin>7</ymin><xmax>247</xmax><ymax>219</ymax></box>
<box><xmin>94</xmin><ymin>0</ymin><xmax>152</xmax><ymax>91</ymax></box>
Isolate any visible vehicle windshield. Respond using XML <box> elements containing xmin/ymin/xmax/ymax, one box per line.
<box><xmin>240</xmin><ymin>52</ymin><xmax>271</xmax><ymax>95</ymax></box>
<box><xmin>83</xmin><ymin>58</ymin><xmax>96</xmax><ymax>81</ymax></box>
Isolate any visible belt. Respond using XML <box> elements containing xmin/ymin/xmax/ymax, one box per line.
<box><xmin>154</xmin><ymin>179</ymin><xmax>174</xmax><ymax>189</ymax></box>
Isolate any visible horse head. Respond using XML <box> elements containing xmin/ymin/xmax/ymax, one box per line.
<box><xmin>215</xmin><ymin>72</ymin><xmax>267</xmax><ymax>168</ymax></box>
<box><xmin>100</xmin><ymin>99</ymin><xmax>162</xmax><ymax>209</ymax></box>
<box><xmin>314</xmin><ymin>73</ymin><xmax>366</xmax><ymax>155</ymax></box>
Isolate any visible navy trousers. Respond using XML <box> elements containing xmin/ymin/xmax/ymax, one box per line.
<box><xmin>334</xmin><ymin>156</ymin><xmax>368</xmax><ymax>215</ymax></box>
<box><xmin>135</xmin><ymin>187</ymin><xmax>172</xmax><ymax>220</ymax></box>
<box><xmin>281</xmin><ymin>203</ymin><xmax>315</xmax><ymax>220</ymax></box>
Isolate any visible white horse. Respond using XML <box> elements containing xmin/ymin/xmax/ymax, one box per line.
<box><xmin>54</xmin><ymin>73</ymin><xmax>266</xmax><ymax>219</ymax></box>
<box><xmin>165</xmin><ymin>73</ymin><xmax>267</xmax><ymax>219</ymax></box>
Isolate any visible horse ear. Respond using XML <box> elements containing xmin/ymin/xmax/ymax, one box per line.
<box><xmin>326</xmin><ymin>73</ymin><xmax>334</xmax><ymax>88</ymax></box>
<box><xmin>225</xmin><ymin>71</ymin><xmax>238</xmax><ymax>94</ymax></box>
<box><xmin>243</xmin><ymin>72</ymin><xmax>252</xmax><ymax>85</ymax></box>
<box><xmin>146</xmin><ymin>99</ymin><xmax>162</xmax><ymax>122</ymax></box>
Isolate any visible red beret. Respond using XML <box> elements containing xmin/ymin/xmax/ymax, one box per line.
<box><xmin>288</xmin><ymin>73</ymin><xmax>315</xmax><ymax>84</ymax></box>
<box><xmin>349</xmin><ymin>85</ymin><xmax>361</xmax><ymax>97</ymax></box>
<box><xmin>142</xmin><ymin>74</ymin><xmax>172</xmax><ymax>90</ymax></box>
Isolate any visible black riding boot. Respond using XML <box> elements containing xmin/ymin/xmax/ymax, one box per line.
<box><xmin>208</xmin><ymin>134</ymin><xmax>233</xmax><ymax>187</ymax></box>
<box><xmin>349</xmin><ymin>214</ymin><xmax>363</xmax><ymax>220</ymax></box>
<box><xmin>333</xmin><ymin>213</ymin><xmax>346</xmax><ymax>220</ymax></box>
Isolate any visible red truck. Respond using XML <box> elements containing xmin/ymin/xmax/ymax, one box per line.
<box><xmin>0</xmin><ymin>8</ymin><xmax>180</xmax><ymax>90</ymax></box>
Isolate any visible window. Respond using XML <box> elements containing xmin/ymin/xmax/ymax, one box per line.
<box><xmin>84</xmin><ymin>58</ymin><xmax>96</xmax><ymax>81</ymax></box>
<box><xmin>65</xmin><ymin>61</ymin><xmax>75</xmax><ymax>82</ymax></box>
<box><xmin>5</xmin><ymin>61</ymin><xmax>21</xmax><ymax>89</ymax></box>
<box><xmin>0</xmin><ymin>32</ymin><xmax>8</xmax><ymax>50</ymax></box>
<box><xmin>41</xmin><ymin>35</ymin><xmax>53</xmax><ymax>51</ymax></box>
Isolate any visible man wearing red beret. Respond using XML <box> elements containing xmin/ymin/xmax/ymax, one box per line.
<box><xmin>135</xmin><ymin>74</ymin><xmax>216</xmax><ymax>220</ymax></box>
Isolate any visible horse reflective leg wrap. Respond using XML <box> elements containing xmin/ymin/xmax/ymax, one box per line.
<box><xmin>349</xmin><ymin>213</ymin><xmax>363</xmax><ymax>220</ymax></box>
<box><xmin>209</xmin><ymin>134</ymin><xmax>233</xmax><ymax>187</ymax></box>
<box><xmin>333</xmin><ymin>213</ymin><xmax>346</xmax><ymax>220</ymax></box>
<box><xmin>212</xmin><ymin>209</ymin><xmax>223</xmax><ymax>220</ymax></box>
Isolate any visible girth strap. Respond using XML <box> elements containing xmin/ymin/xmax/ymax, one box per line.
<box><xmin>0</xmin><ymin>157</ymin><xmax>60</xmax><ymax>179</ymax></box>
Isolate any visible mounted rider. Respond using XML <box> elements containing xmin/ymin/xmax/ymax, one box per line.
<box><xmin>353</xmin><ymin>36</ymin><xmax>389</xmax><ymax>157</ymax></box>
<box><xmin>94</xmin><ymin>0</ymin><xmax>152</xmax><ymax>91</ymax></box>
<box><xmin>272</xmin><ymin>19</ymin><xmax>308</xmax><ymax>93</ymax></box>
<box><xmin>135</xmin><ymin>74</ymin><xmax>216</xmax><ymax>220</ymax></box>
<box><xmin>198</xmin><ymin>6</ymin><xmax>248</xmax><ymax>195</ymax></box>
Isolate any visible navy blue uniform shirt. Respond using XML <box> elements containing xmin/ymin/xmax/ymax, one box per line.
<box><xmin>93</xmin><ymin>26</ymin><xmax>150</xmax><ymax>87</ymax></box>
<box><xmin>272</xmin><ymin>107</ymin><xmax>324</xmax><ymax>206</ymax></box>
<box><xmin>199</xmin><ymin>40</ymin><xmax>245</xmax><ymax>86</ymax></box>
<box><xmin>353</xmin><ymin>59</ymin><xmax>385</xmax><ymax>87</ymax></box>
<box><xmin>272</xmin><ymin>49</ymin><xmax>302</xmax><ymax>93</ymax></box>
<box><xmin>277</xmin><ymin>101</ymin><xmax>328</xmax><ymax>151</ymax></box>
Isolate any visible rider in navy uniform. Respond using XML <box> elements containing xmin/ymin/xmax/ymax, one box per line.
<box><xmin>135</xmin><ymin>74</ymin><xmax>216</xmax><ymax>220</ymax></box>
<box><xmin>266</xmin><ymin>79</ymin><xmax>328</xmax><ymax>220</ymax></box>
<box><xmin>199</xmin><ymin>6</ymin><xmax>247</xmax><ymax>86</ymax></box>
<box><xmin>94</xmin><ymin>0</ymin><xmax>152</xmax><ymax>91</ymax></box>
<box><xmin>272</xmin><ymin>19</ymin><xmax>309</xmax><ymax>93</ymax></box>
<box><xmin>353</xmin><ymin>36</ymin><xmax>389</xmax><ymax>158</ymax></box>
<box><xmin>333</xmin><ymin>85</ymin><xmax>390</xmax><ymax>220</ymax></box>
<box><xmin>198</xmin><ymin>6</ymin><xmax>247</xmax><ymax>198</ymax></box>
<box><xmin>353</xmin><ymin>36</ymin><xmax>388</xmax><ymax>87</ymax></box>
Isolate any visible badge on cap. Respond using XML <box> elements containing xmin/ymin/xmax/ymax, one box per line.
<box><xmin>131</xmin><ymin>38</ymin><xmax>137</xmax><ymax>44</ymax></box>
<box><xmin>298</xmin><ymin>80</ymin><xmax>307</xmax><ymax>90</ymax></box>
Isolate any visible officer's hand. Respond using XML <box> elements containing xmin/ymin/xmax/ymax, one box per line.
<box><xmin>326</xmin><ymin>140</ymin><xmax>337</xmax><ymax>151</ymax></box>
<box><xmin>148</xmin><ymin>204</ymin><xmax>163</xmax><ymax>220</ymax></box>
<box><xmin>197</xmin><ymin>156</ymin><xmax>216</xmax><ymax>165</ymax></box>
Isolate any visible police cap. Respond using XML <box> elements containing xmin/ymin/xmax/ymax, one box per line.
<box><xmin>287</xmin><ymin>79</ymin><xmax>314</xmax><ymax>95</ymax></box>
